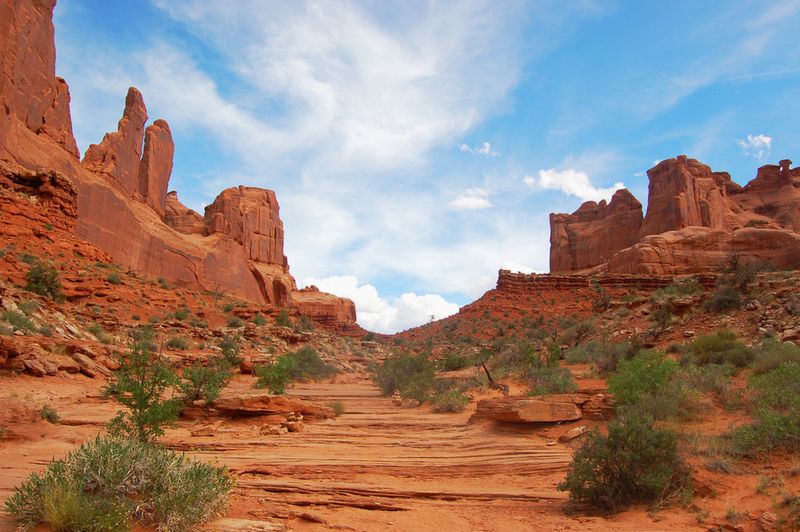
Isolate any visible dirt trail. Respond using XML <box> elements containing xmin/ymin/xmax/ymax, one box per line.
<box><xmin>0</xmin><ymin>372</ymin><xmax>704</xmax><ymax>531</ymax></box>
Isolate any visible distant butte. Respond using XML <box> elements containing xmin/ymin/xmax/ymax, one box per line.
<box><xmin>0</xmin><ymin>0</ymin><xmax>356</xmax><ymax>330</ymax></box>
<box><xmin>550</xmin><ymin>155</ymin><xmax>800</xmax><ymax>274</ymax></box>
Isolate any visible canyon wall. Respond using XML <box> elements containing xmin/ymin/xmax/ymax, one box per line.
<box><xmin>550</xmin><ymin>155</ymin><xmax>800</xmax><ymax>274</ymax></box>
<box><xmin>0</xmin><ymin>0</ymin><xmax>356</xmax><ymax>328</ymax></box>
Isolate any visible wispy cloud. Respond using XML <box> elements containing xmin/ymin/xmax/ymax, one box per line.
<box><xmin>449</xmin><ymin>187</ymin><xmax>492</xmax><ymax>210</ymax></box>
<box><xmin>736</xmin><ymin>133</ymin><xmax>772</xmax><ymax>159</ymax></box>
<box><xmin>459</xmin><ymin>141</ymin><xmax>500</xmax><ymax>156</ymax></box>
<box><xmin>526</xmin><ymin>168</ymin><xmax>624</xmax><ymax>202</ymax></box>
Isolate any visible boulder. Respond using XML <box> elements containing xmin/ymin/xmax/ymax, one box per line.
<box><xmin>470</xmin><ymin>395</ymin><xmax>584</xmax><ymax>423</ymax></box>
<box><xmin>212</xmin><ymin>393</ymin><xmax>335</xmax><ymax>420</ymax></box>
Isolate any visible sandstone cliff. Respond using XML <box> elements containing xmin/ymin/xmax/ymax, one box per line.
<box><xmin>550</xmin><ymin>156</ymin><xmax>800</xmax><ymax>274</ymax></box>
<box><xmin>0</xmin><ymin>0</ymin><xmax>356</xmax><ymax>329</ymax></box>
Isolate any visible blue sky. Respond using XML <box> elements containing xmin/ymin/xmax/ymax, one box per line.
<box><xmin>53</xmin><ymin>0</ymin><xmax>800</xmax><ymax>332</ymax></box>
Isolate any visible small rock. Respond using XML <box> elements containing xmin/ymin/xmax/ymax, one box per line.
<box><xmin>559</xmin><ymin>425</ymin><xmax>588</xmax><ymax>442</ymax></box>
<box><xmin>239</xmin><ymin>356</ymin><xmax>254</xmax><ymax>374</ymax></box>
<box><xmin>683</xmin><ymin>330</ymin><xmax>696</xmax><ymax>338</ymax></box>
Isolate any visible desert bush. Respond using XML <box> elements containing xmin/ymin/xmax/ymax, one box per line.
<box><xmin>650</xmin><ymin>303</ymin><xmax>673</xmax><ymax>331</ymax></box>
<box><xmin>527</xmin><ymin>366</ymin><xmax>577</xmax><ymax>395</ymax></box>
<box><xmin>252</xmin><ymin>313</ymin><xmax>267</xmax><ymax>326</ymax></box>
<box><xmin>557</xmin><ymin>414</ymin><xmax>689</xmax><ymax>511</ymax></box>
<box><xmin>218</xmin><ymin>335</ymin><xmax>242</xmax><ymax>367</ymax></box>
<box><xmin>652</xmin><ymin>278</ymin><xmax>702</xmax><ymax>301</ymax></box>
<box><xmin>189</xmin><ymin>317</ymin><xmax>208</xmax><ymax>329</ymax></box>
<box><xmin>104</xmin><ymin>328</ymin><xmax>181</xmax><ymax>442</ymax></box>
<box><xmin>288</xmin><ymin>347</ymin><xmax>337</xmax><ymax>380</ymax></box>
<box><xmin>609</xmin><ymin>350</ymin><xmax>677</xmax><ymax>406</ymax></box>
<box><xmin>180</xmin><ymin>358</ymin><xmax>232</xmax><ymax>405</ymax></box>
<box><xmin>296</xmin><ymin>315</ymin><xmax>314</xmax><ymax>332</ymax></box>
<box><xmin>441</xmin><ymin>352</ymin><xmax>474</xmax><ymax>371</ymax></box>
<box><xmin>18</xmin><ymin>299</ymin><xmax>40</xmax><ymax>315</ymax></box>
<box><xmin>274</xmin><ymin>309</ymin><xmax>292</xmax><ymax>327</ymax></box>
<box><xmin>226</xmin><ymin>316</ymin><xmax>244</xmax><ymax>328</ymax></box>
<box><xmin>86</xmin><ymin>323</ymin><xmax>113</xmax><ymax>344</ymax></box>
<box><xmin>431</xmin><ymin>390</ymin><xmax>470</xmax><ymax>413</ymax></box>
<box><xmin>706</xmin><ymin>285</ymin><xmax>742</xmax><ymax>313</ymax></box>
<box><xmin>751</xmin><ymin>339</ymin><xmax>800</xmax><ymax>375</ymax></box>
<box><xmin>255</xmin><ymin>356</ymin><xmax>297</xmax><ymax>394</ymax></box>
<box><xmin>3</xmin><ymin>436</ymin><xmax>231</xmax><ymax>531</ymax></box>
<box><xmin>40</xmin><ymin>405</ymin><xmax>59</xmax><ymax>424</ymax></box>
<box><xmin>1</xmin><ymin>310</ymin><xmax>36</xmax><ymax>332</ymax></box>
<box><xmin>678</xmin><ymin>364</ymin><xmax>734</xmax><ymax>397</ymax></box>
<box><xmin>326</xmin><ymin>401</ymin><xmax>346</xmax><ymax>416</ymax></box>
<box><xmin>560</xmin><ymin>320</ymin><xmax>595</xmax><ymax>346</ymax></box>
<box><xmin>683</xmin><ymin>329</ymin><xmax>753</xmax><ymax>368</ymax></box>
<box><xmin>373</xmin><ymin>352</ymin><xmax>435</xmax><ymax>402</ymax></box>
<box><xmin>0</xmin><ymin>324</ymin><xmax>12</xmax><ymax>336</ymax></box>
<box><xmin>166</xmin><ymin>336</ymin><xmax>190</xmax><ymax>350</ymax></box>
<box><xmin>106</xmin><ymin>272</ymin><xmax>122</xmax><ymax>285</ymax></box>
<box><xmin>173</xmin><ymin>307</ymin><xmax>190</xmax><ymax>321</ymax></box>
<box><xmin>596</xmin><ymin>340</ymin><xmax>643</xmax><ymax>374</ymax></box>
<box><xmin>749</xmin><ymin>362</ymin><xmax>800</xmax><ymax>411</ymax></box>
<box><xmin>25</xmin><ymin>260</ymin><xmax>63</xmax><ymax>301</ymax></box>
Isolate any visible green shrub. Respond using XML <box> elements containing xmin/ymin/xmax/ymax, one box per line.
<box><xmin>751</xmin><ymin>339</ymin><xmax>800</xmax><ymax>375</ymax></box>
<box><xmin>226</xmin><ymin>316</ymin><xmax>244</xmax><ymax>328</ymax></box>
<box><xmin>1</xmin><ymin>310</ymin><xmax>36</xmax><ymax>332</ymax></box>
<box><xmin>706</xmin><ymin>286</ymin><xmax>741</xmax><ymax>313</ymax></box>
<box><xmin>557</xmin><ymin>414</ymin><xmax>689</xmax><ymax>511</ymax></box>
<box><xmin>684</xmin><ymin>329</ymin><xmax>753</xmax><ymax>368</ymax></box>
<box><xmin>173</xmin><ymin>307</ymin><xmax>190</xmax><ymax>321</ymax></box>
<box><xmin>678</xmin><ymin>364</ymin><xmax>734</xmax><ymax>397</ymax></box>
<box><xmin>218</xmin><ymin>335</ymin><xmax>242</xmax><ymax>367</ymax></box>
<box><xmin>288</xmin><ymin>347</ymin><xmax>337</xmax><ymax>380</ymax></box>
<box><xmin>441</xmin><ymin>352</ymin><xmax>473</xmax><ymax>371</ymax></box>
<box><xmin>326</xmin><ymin>401</ymin><xmax>346</xmax><ymax>416</ymax></box>
<box><xmin>222</xmin><ymin>302</ymin><xmax>235</xmax><ymax>312</ymax></box>
<box><xmin>296</xmin><ymin>315</ymin><xmax>314</xmax><ymax>331</ymax></box>
<box><xmin>179</xmin><ymin>358</ymin><xmax>231</xmax><ymax>405</ymax></box>
<box><xmin>653</xmin><ymin>278</ymin><xmax>702</xmax><ymax>300</ymax></box>
<box><xmin>527</xmin><ymin>366</ymin><xmax>577</xmax><ymax>395</ymax></box>
<box><xmin>252</xmin><ymin>313</ymin><xmax>267</xmax><ymax>326</ymax></box>
<box><xmin>166</xmin><ymin>336</ymin><xmax>190</xmax><ymax>350</ymax></box>
<box><xmin>86</xmin><ymin>323</ymin><xmax>113</xmax><ymax>344</ymax></box>
<box><xmin>18</xmin><ymin>299</ymin><xmax>40</xmax><ymax>315</ymax></box>
<box><xmin>609</xmin><ymin>351</ymin><xmax>677</xmax><ymax>406</ymax></box>
<box><xmin>3</xmin><ymin>436</ymin><xmax>231</xmax><ymax>531</ymax></box>
<box><xmin>748</xmin><ymin>362</ymin><xmax>800</xmax><ymax>411</ymax></box>
<box><xmin>255</xmin><ymin>356</ymin><xmax>297</xmax><ymax>394</ymax></box>
<box><xmin>650</xmin><ymin>304</ymin><xmax>672</xmax><ymax>331</ymax></box>
<box><xmin>40</xmin><ymin>405</ymin><xmax>59</xmax><ymax>424</ymax></box>
<box><xmin>373</xmin><ymin>353</ymin><xmax>435</xmax><ymax>402</ymax></box>
<box><xmin>25</xmin><ymin>260</ymin><xmax>63</xmax><ymax>301</ymax></box>
<box><xmin>274</xmin><ymin>309</ymin><xmax>292</xmax><ymax>327</ymax></box>
<box><xmin>106</xmin><ymin>272</ymin><xmax>122</xmax><ymax>285</ymax></box>
<box><xmin>38</xmin><ymin>325</ymin><xmax>54</xmax><ymax>337</ymax></box>
<box><xmin>431</xmin><ymin>390</ymin><xmax>469</xmax><ymax>413</ymax></box>
<box><xmin>189</xmin><ymin>318</ymin><xmax>208</xmax><ymax>329</ymax></box>
<box><xmin>157</xmin><ymin>277</ymin><xmax>170</xmax><ymax>289</ymax></box>
<box><xmin>104</xmin><ymin>328</ymin><xmax>181</xmax><ymax>442</ymax></box>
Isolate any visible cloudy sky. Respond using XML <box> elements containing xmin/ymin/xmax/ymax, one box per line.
<box><xmin>53</xmin><ymin>0</ymin><xmax>800</xmax><ymax>332</ymax></box>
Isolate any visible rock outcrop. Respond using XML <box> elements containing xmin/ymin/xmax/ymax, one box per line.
<box><xmin>549</xmin><ymin>189</ymin><xmax>643</xmax><ymax>272</ymax></box>
<box><xmin>0</xmin><ymin>0</ymin><xmax>356</xmax><ymax>329</ymax></box>
<box><xmin>550</xmin><ymin>156</ymin><xmax>800</xmax><ymax>274</ymax></box>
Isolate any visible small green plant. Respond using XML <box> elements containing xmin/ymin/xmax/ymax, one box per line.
<box><xmin>557</xmin><ymin>414</ymin><xmax>690</xmax><ymax>511</ymax></box>
<box><xmin>105</xmin><ymin>272</ymin><xmax>122</xmax><ymax>285</ymax></box>
<box><xmin>431</xmin><ymin>389</ymin><xmax>470</xmax><ymax>413</ymax></box>
<box><xmin>222</xmin><ymin>302</ymin><xmax>235</xmax><ymax>312</ymax></box>
<box><xmin>40</xmin><ymin>405</ymin><xmax>59</xmax><ymax>424</ymax></box>
<box><xmin>25</xmin><ymin>260</ymin><xmax>63</xmax><ymax>301</ymax></box>
<box><xmin>751</xmin><ymin>339</ymin><xmax>800</xmax><ymax>374</ymax></box>
<box><xmin>650</xmin><ymin>303</ymin><xmax>673</xmax><ymax>331</ymax></box>
<box><xmin>252</xmin><ymin>313</ymin><xmax>267</xmax><ymax>326</ymax></box>
<box><xmin>609</xmin><ymin>350</ymin><xmax>677</xmax><ymax>407</ymax></box>
<box><xmin>86</xmin><ymin>323</ymin><xmax>113</xmax><ymax>344</ymax></box>
<box><xmin>104</xmin><ymin>328</ymin><xmax>181</xmax><ymax>442</ymax></box>
<box><xmin>179</xmin><ymin>358</ymin><xmax>232</xmax><ymax>405</ymax></box>
<box><xmin>274</xmin><ymin>309</ymin><xmax>292</xmax><ymax>327</ymax></box>
<box><xmin>373</xmin><ymin>352</ymin><xmax>436</xmax><ymax>402</ymax></box>
<box><xmin>1</xmin><ymin>310</ymin><xmax>36</xmax><ymax>332</ymax></box>
<box><xmin>326</xmin><ymin>400</ymin><xmax>346</xmax><ymax>416</ymax></box>
<box><xmin>189</xmin><ymin>318</ymin><xmax>208</xmax><ymax>329</ymax></box>
<box><xmin>218</xmin><ymin>335</ymin><xmax>242</xmax><ymax>367</ymax></box>
<box><xmin>18</xmin><ymin>299</ymin><xmax>40</xmax><ymax>315</ymax></box>
<box><xmin>684</xmin><ymin>329</ymin><xmax>753</xmax><ymax>368</ymax></box>
<box><xmin>527</xmin><ymin>366</ymin><xmax>577</xmax><ymax>395</ymax></box>
<box><xmin>706</xmin><ymin>285</ymin><xmax>741</xmax><ymax>313</ymax></box>
<box><xmin>255</xmin><ymin>356</ymin><xmax>298</xmax><ymax>394</ymax></box>
<box><xmin>3</xmin><ymin>436</ymin><xmax>232</xmax><ymax>531</ymax></box>
<box><xmin>227</xmin><ymin>316</ymin><xmax>244</xmax><ymax>328</ymax></box>
<box><xmin>173</xmin><ymin>307</ymin><xmax>190</xmax><ymax>321</ymax></box>
<box><xmin>166</xmin><ymin>336</ymin><xmax>190</xmax><ymax>350</ymax></box>
<box><xmin>157</xmin><ymin>277</ymin><xmax>170</xmax><ymax>289</ymax></box>
<box><xmin>18</xmin><ymin>252</ymin><xmax>37</xmax><ymax>264</ymax></box>
<box><xmin>296</xmin><ymin>314</ymin><xmax>314</xmax><ymax>331</ymax></box>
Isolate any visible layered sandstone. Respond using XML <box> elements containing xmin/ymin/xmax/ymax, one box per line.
<box><xmin>0</xmin><ymin>0</ymin><xmax>356</xmax><ymax>329</ymax></box>
<box><xmin>550</xmin><ymin>156</ymin><xmax>800</xmax><ymax>274</ymax></box>
<box><xmin>549</xmin><ymin>189</ymin><xmax>643</xmax><ymax>272</ymax></box>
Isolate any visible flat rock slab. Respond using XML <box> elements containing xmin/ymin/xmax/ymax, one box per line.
<box><xmin>204</xmin><ymin>518</ymin><xmax>286</xmax><ymax>531</ymax></box>
<box><xmin>470</xmin><ymin>396</ymin><xmax>583</xmax><ymax>423</ymax></box>
<box><xmin>213</xmin><ymin>393</ymin><xmax>335</xmax><ymax>420</ymax></box>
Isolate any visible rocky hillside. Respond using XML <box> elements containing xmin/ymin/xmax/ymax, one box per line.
<box><xmin>550</xmin><ymin>155</ymin><xmax>800</xmax><ymax>274</ymax></box>
<box><xmin>0</xmin><ymin>0</ymin><xmax>356</xmax><ymax>329</ymax></box>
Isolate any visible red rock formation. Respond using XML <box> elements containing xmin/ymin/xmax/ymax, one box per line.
<box><xmin>550</xmin><ymin>156</ymin><xmax>800</xmax><ymax>275</ymax></box>
<box><xmin>549</xmin><ymin>189</ymin><xmax>643</xmax><ymax>272</ymax></box>
<box><xmin>0</xmin><ymin>0</ymin><xmax>357</xmax><ymax>329</ymax></box>
<box><xmin>165</xmin><ymin>191</ymin><xmax>204</xmax><ymax>235</ymax></box>
<box><xmin>0</xmin><ymin>0</ymin><xmax>78</xmax><ymax>158</ymax></box>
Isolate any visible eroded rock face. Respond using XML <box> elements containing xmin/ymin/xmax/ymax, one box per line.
<box><xmin>0</xmin><ymin>0</ymin><xmax>358</xmax><ymax>330</ymax></box>
<box><xmin>550</xmin><ymin>155</ymin><xmax>800</xmax><ymax>274</ymax></box>
<box><xmin>0</xmin><ymin>0</ymin><xmax>78</xmax><ymax>158</ymax></box>
<box><xmin>549</xmin><ymin>189</ymin><xmax>643</xmax><ymax>272</ymax></box>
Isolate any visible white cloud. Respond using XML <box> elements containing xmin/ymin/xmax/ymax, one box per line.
<box><xmin>526</xmin><ymin>168</ymin><xmax>624</xmax><ymax>202</ymax></box>
<box><xmin>449</xmin><ymin>187</ymin><xmax>492</xmax><ymax>210</ymax></box>
<box><xmin>500</xmin><ymin>260</ymin><xmax>538</xmax><ymax>274</ymax></box>
<box><xmin>459</xmin><ymin>141</ymin><xmax>500</xmax><ymax>156</ymax></box>
<box><xmin>736</xmin><ymin>133</ymin><xmax>773</xmax><ymax>159</ymax></box>
<box><xmin>302</xmin><ymin>276</ymin><xmax>459</xmax><ymax>333</ymax></box>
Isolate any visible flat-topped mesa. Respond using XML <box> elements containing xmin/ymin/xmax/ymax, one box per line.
<box><xmin>549</xmin><ymin>188</ymin><xmax>643</xmax><ymax>272</ymax></box>
<box><xmin>0</xmin><ymin>0</ymin><xmax>78</xmax><ymax>158</ymax></box>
